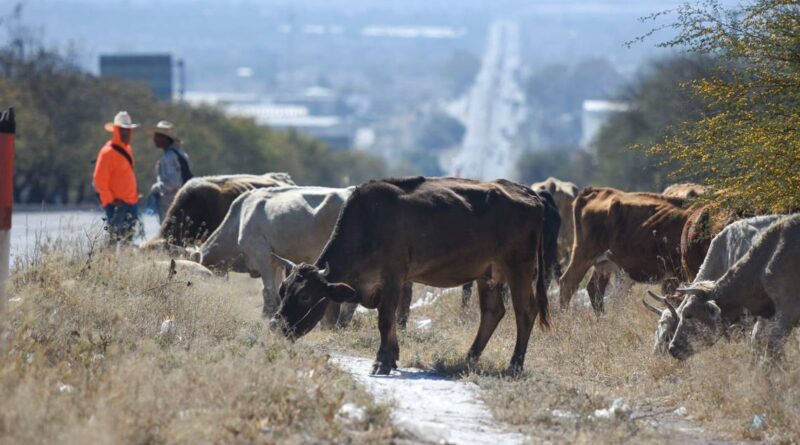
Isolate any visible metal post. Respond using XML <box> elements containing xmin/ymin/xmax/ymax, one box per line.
<box><xmin>0</xmin><ymin>107</ymin><xmax>15</xmax><ymax>317</ymax></box>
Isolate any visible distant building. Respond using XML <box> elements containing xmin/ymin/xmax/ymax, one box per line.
<box><xmin>225</xmin><ymin>103</ymin><xmax>355</xmax><ymax>150</ymax></box>
<box><xmin>580</xmin><ymin>100</ymin><xmax>631</xmax><ymax>149</ymax></box>
<box><xmin>99</xmin><ymin>54</ymin><xmax>173</xmax><ymax>101</ymax></box>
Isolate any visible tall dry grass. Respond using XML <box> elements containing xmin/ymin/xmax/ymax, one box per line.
<box><xmin>312</xmin><ymin>284</ymin><xmax>799</xmax><ymax>444</ymax></box>
<box><xmin>0</xmin><ymin>235</ymin><xmax>393</xmax><ymax>444</ymax></box>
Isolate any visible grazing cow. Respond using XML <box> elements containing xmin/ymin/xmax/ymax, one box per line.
<box><xmin>531</xmin><ymin>177</ymin><xmax>578</xmax><ymax>264</ymax></box>
<box><xmin>644</xmin><ymin>214</ymin><xmax>790</xmax><ymax>353</ymax></box>
<box><xmin>142</xmin><ymin>173</ymin><xmax>295</xmax><ymax>250</ymax></box>
<box><xmin>559</xmin><ymin>187</ymin><xmax>691</xmax><ymax>313</ymax></box>
<box><xmin>193</xmin><ymin>186</ymin><xmax>354</xmax><ymax>319</ymax></box>
<box><xmin>667</xmin><ymin>214</ymin><xmax>800</xmax><ymax>360</ymax></box>
<box><xmin>663</xmin><ymin>183</ymin><xmax>707</xmax><ymax>200</ymax></box>
<box><xmin>271</xmin><ymin>177</ymin><xmax>549</xmax><ymax>375</ymax></box>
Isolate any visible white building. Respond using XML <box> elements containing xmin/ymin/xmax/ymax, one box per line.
<box><xmin>580</xmin><ymin>100</ymin><xmax>631</xmax><ymax>149</ymax></box>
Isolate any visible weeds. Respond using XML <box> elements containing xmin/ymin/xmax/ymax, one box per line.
<box><xmin>0</xmin><ymin>237</ymin><xmax>393</xmax><ymax>444</ymax></box>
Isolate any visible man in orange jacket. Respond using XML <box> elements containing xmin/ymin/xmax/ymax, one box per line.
<box><xmin>93</xmin><ymin>111</ymin><xmax>141</xmax><ymax>244</ymax></box>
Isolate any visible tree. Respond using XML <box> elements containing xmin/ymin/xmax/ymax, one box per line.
<box><xmin>645</xmin><ymin>0</ymin><xmax>800</xmax><ymax>212</ymax></box>
<box><xmin>593</xmin><ymin>55</ymin><xmax>719</xmax><ymax>191</ymax></box>
<box><xmin>0</xmin><ymin>6</ymin><xmax>385</xmax><ymax>204</ymax></box>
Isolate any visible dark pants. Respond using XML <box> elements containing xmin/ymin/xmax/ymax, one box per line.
<box><xmin>104</xmin><ymin>203</ymin><xmax>140</xmax><ymax>245</ymax></box>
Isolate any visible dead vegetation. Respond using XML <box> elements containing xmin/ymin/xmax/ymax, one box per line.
<box><xmin>0</xmin><ymin>236</ymin><xmax>394</xmax><ymax>445</ymax></box>
<box><xmin>310</xmin><ymin>284</ymin><xmax>800</xmax><ymax>444</ymax></box>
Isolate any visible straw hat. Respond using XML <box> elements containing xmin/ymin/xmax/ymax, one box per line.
<box><xmin>149</xmin><ymin>120</ymin><xmax>179</xmax><ymax>141</ymax></box>
<box><xmin>104</xmin><ymin>111</ymin><xmax>139</xmax><ymax>132</ymax></box>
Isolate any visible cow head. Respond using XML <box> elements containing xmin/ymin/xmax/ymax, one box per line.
<box><xmin>668</xmin><ymin>283</ymin><xmax>725</xmax><ymax>360</ymax></box>
<box><xmin>269</xmin><ymin>253</ymin><xmax>357</xmax><ymax>338</ymax></box>
<box><xmin>642</xmin><ymin>291</ymin><xmax>679</xmax><ymax>354</ymax></box>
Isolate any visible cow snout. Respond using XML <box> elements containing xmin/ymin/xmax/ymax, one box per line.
<box><xmin>668</xmin><ymin>344</ymin><xmax>688</xmax><ymax>361</ymax></box>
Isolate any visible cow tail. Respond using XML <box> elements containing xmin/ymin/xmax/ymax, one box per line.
<box><xmin>536</xmin><ymin>229</ymin><xmax>550</xmax><ymax>330</ymax></box>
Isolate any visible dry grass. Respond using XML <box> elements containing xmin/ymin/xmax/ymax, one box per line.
<box><xmin>311</xmin><ymin>284</ymin><xmax>800</xmax><ymax>444</ymax></box>
<box><xmin>0</xmin><ymin>236</ymin><xmax>394</xmax><ymax>445</ymax></box>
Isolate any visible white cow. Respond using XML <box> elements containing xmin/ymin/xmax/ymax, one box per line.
<box><xmin>645</xmin><ymin>214</ymin><xmax>792</xmax><ymax>354</ymax></box>
<box><xmin>668</xmin><ymin>214</ymin><xmax>800</xmax><ymax>360</ymax></box>
<box><xmin>192</xmin><ymin>186</ymin><xmax>354</xmax><ymax>318</ymax></box>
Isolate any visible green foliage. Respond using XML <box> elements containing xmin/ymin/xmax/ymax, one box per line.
<box><xmin>593</xmin><ymin>55</ymin><xmax>719</xmax><ymax>191</ymax></box>
<box><xmin>646</xmin><ymin>0</ymin><xmax>800</xmax><ymax>212</ymax></box>
<box><xmin>516</xmin><ymin>148</ymin><xmax>594</xmax><ymax>186</ymax></box>
<box><xmin>0</xmin><ymin>18</ymin><xmax>385</xmax><ymax>204</ymax></box>
<box><xmin>416</xmin><ymin>111</ymin><xmax>466</xmax><ymax>152</ymax></box>
<box><xmin>523</xmin><ymin>58</ymin><xmax>624</xmax><ymax>148</ymax></box>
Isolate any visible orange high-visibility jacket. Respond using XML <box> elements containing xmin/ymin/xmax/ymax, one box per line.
<box><xmin>93</xmin><ymin>140</ymin><xmax>138</xmax><ymax>207</ymax></box>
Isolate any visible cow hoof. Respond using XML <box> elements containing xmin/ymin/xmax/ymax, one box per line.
<box><xmin>505</xmin><ymin>363</ymin><xmax>524</xmax><ymax>377</ymax></box>
<box><xmin>371</xmin><ymin>362</ymin><xmax>392</xmax><ymax>375</ymax></box>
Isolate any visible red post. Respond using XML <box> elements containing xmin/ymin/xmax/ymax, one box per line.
<box><xmin>0</xmin><ymin>107</ymin><xmax>14</xmax><ymax>313</ymax></box>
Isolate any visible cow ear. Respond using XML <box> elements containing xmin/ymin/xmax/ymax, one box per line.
<box><xmin>327</xmin><ymin>283</ymin><xmax>357</xmax><ymax>303</ymax></box>
<box><xmin>707</xmin><ymin>301</ymin><xmax>721</xmax><ymax>320</ymax></box>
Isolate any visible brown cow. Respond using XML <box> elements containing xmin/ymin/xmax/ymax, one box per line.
<box><xmin>271</xmin><ymin>177</ymin><xmax>549</xmax><ymax>375</ymax></box>
<box><xmin>142</xmin><ymin>173</ymin><xmax>295</xmax><ymax>250</ymax></box>
<box><xmin>531</xmin><ymin>177</ymin><xmax>578</xmax><ymax>265</ymax></box>
<box><xmin>559</xmin><ymin>187</ymin><xmax>691</xmax><ymax>313</ymax></box>
<box><xmin>663</xmin><ymin>183</ymin><xmax>707</xmax><ymax>200</ymax></box>
<box><xmin>679</xmin><ymin>204</ymin><xmax>736</xmax><ymax>282</ymax></box>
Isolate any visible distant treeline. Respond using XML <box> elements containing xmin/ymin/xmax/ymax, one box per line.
<box><xmin>0</xmin><ymin>38</ymin><xmax>385</xmax><ymax>204</ymax></box>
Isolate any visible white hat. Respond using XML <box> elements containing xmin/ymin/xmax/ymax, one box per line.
<box><xmin>104</xmin><ymin>111</ymin><xmax>140</xmax><ymax>132</ymax></box>
<box><xmin>149</xmin><ymin>120</ymin><xmax>179</xmax><ymax>141</ymax></box>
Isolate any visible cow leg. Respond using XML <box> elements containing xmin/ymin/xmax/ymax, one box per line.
<box><xmin>461</xmin><ymin>282</ymin><xmax>473</xmax><ymax>308</ymax></box>
<box><xmin>336</xmin><ymin>303</ymin><xmax>358</xmax><ymax>328</ymax></box>
<box><xmin>396</xmin><ymin>282</ymin><xmax>413</xmax><ymax>330</ymax></box>
<box><xmin>466</xmin><ymin>279</ymin><xmax>505</xmax><ymax>363</ymax></box>
<box><xmin>558</xmin><ymin>256</ymin><xmax>593</xmax><ymax>309</ymax></box>
<box><xmin>321</xmin><ymin>303</ymin><xmax>341</xmax><ymax>329</ymax></box>
<box><xmin>507</xmin><ymin>266</ymin><xmax>537</xmax><ymax>374</ymax></box>
<box><xmin>586</xmin><ymin>269</ymin><xmax>609</xmax><ymax>314</ymax></box>
<box><xmin>260</xmin><ymin>265</ymin><xmax>284</xmax><ymax>318</ymax></box>
<box><xmin>763</xmin><ymin>313</ymin><xmax>797</xmax><ymax>362</ymax></box>
<box><xmin>373</xmin><ymin>280</ymin><xmax>401</xmax><ymax>375</ymax></box>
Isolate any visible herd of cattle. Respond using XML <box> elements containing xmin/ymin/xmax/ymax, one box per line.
<box><xmin>141</xmin><ymin>173</ymin><xmax>799</xmax><ymax>375</ymax></box>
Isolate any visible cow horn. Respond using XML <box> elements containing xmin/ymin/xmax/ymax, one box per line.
<box><xmin>649</xmin><ymin>290</ymin><xmax>679</xmax><ymax>319</ymax></box>
<box><xmin>646</xmin><ymin>290</ymin><xmax>667</xmax><ymax>303</ymax></box>
<box><xmin>318</xmin><ymin>262</ymin><xmax>330</xmax><ymax>277</ymax></box>
<box><xmin>271</xmin><ymin>253</ymin><xmax>297</xmax><ymax>270</ymax></box>
<box><xmin>641</xmin><ymin>296</ymin><xmax>663</xmax><ymax>316</ymax></box>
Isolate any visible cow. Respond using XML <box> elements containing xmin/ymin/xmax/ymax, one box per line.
<box><xmin>680</xmin><ymin>204</ymin><xmax>737</xmax><ymax>282</ymax></box>
<box><xmin>142</xmin><ymin>173</ymin><xmax>295</xmax><ymax>250</ymax></box>
<box><xmin>663</xmin><ymin>183</ymin><xmax>707</xmax><ymax>200</ymax></box>
<box><xmin>644</xmin><ymin>214</ymin><xmax>790</xmax><ymax>353</ymax></box>
<box><xmin>531</xmin><ymin>177</ymin><xmax>579</xmax><ymax>265</ymax></box>
<box><xmin>666</xmin><ymin>214</ymin><xmax>800</xmax><ymax>360</ymax></box>
<box><xmin>270</xmin><ymin>177</ymin><xmax>550</xmax><ymax>375</ymax></box>
<box><xmin>559</xmin><ymin>187</ymin><xmax>691</xmax><ymax>314</ymax></box>
<box><xmin>192</xmin><ymin>186</ymin><xmax>354</xmax><ymax>320</ymax></box>
<box><xmin>460</xmin><ymin>187</ymin><xmax>561</xmax><ymax>306</ymax></box>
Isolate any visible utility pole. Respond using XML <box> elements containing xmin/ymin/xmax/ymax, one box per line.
<box><xmin>0</xmin><ymin>107</ymin><xmax>15</xmax><ymax>319</ymax></box>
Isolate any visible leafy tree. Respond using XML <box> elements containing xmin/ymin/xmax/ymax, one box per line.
<box><xmin>416</xmin><ymin>111</ymin><xmax>465</xmax><ymax>152</ymax></box>
<box><xmin>516</xmin><ymin>148</ymin><xmax>594</xmax><ymax>186</ymax></box>
<box><xmin>0</xmin><ymin>6</ymin><xmax>385</xmax><ymax>204</ymax></box>
<box><xmin>645</xmin><ymin>0</ymin><xmax>800</xmax><ymax>212</ymax></box>
<box><xmin>593</xmin><ymin>55</ymin><xmax>719</xmax><ymax>191</ymax></box>
<box><xmin>523</xmin><ymin>58</ymin><xmax>624</xmax><ymax>148</ymax></box>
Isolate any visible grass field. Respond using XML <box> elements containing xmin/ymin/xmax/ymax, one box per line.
<box><xmin>2</xmin><ymin>236</ymin><xmax>798</xmax><ymax>444</ymax></box>
<box><xmin>0</xmin><ymin>238</ymin><xmax>394</xmax><ymax>444</ymax></box>
<box><xmin>310</xmin><ymin>283</ymin><xmax>800</xmax><ymax>444</ymax></box>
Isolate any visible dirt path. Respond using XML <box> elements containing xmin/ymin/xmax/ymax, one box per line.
<box><xmin>330</xmin><ymin>353</ymin><xmax>526</xmax><ymax>445</ymax></box>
